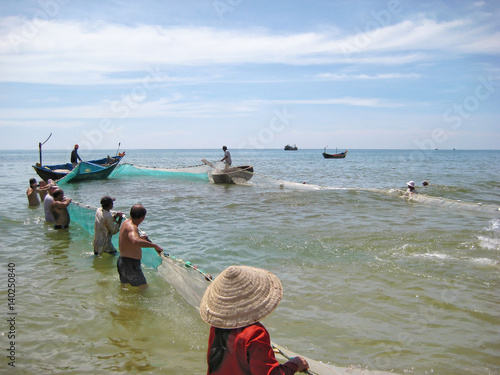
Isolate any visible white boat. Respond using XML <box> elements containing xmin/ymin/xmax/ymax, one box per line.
<box><xmin>211</xmin><ymin>165</ymin><xmax>254</xmax><ymax>184</ymax></box>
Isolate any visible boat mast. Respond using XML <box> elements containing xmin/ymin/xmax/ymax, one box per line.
<box><xmin>38</xmin><ymin>133</ymin><xmax>52</xmax><ymax>166</ymax></box>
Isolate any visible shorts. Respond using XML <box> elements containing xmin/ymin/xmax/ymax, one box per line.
<box><xmin>117</xmin><ymin>256</ymin><xmax>147</xmax><ymax>286</ymax></box>
<box><xmin>54</xmin><ymin>225</ymin><xmax>69</xmax><ymax>229</ymax></box>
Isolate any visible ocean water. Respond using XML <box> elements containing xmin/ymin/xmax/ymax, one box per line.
<box><xmin>1</xmin><ymin>148</ymin><xmax>499</xmax><ymax>375</ymax></box>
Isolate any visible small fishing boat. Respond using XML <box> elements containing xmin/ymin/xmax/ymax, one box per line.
<box><xmin>33</xmin><ymin>155</ymin><xmax>124</xmax><ymax>182</ymax></box>
<box><xmin>284</xmin><ymin>144</ymin><xmax>298</xmax><ymax>151</ymax></box>
<box><xmin>322</xmin><ymin>146</ymin><xmax>347</xmax><ymax>159</ymax></box>
<box><xmin>201</xmin><ymin>159</ymin><xmax>254</xmax><ymax>184</ymax></box>
<box><xmin>211</xmin><ymin>165</ymin><xmax>254</xmax><ymax>184</ymax></box>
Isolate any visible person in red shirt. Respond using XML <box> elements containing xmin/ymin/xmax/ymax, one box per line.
<box><xmin>199</xmin><ymin>265</ymin><xmax>309</xmax><ymax>374</ymax></box>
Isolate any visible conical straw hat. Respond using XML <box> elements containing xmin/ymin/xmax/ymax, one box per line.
<box><xmin>199</xmin><ymin>265</ymin><xmax>283</xmax><ymax>329</ymax></box>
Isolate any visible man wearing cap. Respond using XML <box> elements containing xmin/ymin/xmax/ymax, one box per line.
<box><xmin>117</xmin><ymin>204</ymin><xmax>163</xmax><ymax>287</ymax></box>
<box><xmin>71</xmin><ymin>144</ymin><xmax>82</xmax><ymax>168</ymax></box>
<box><xmin>93</xmin><ymin>196</ymin><xmax>123</xmax><ymax>256</ymax></box>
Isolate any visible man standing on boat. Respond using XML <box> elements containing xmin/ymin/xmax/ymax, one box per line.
<box><xmin>71</xmin><ymin>144</ymin><xmax>82</xmax><ymax>168</ymax></box>
<box><xmin>93</xmin><ymin>196</ymin><xmax>123</xmax><ymax>256</ymax></box>
<box><xmin>117</xmin><ymin>204</ymin><xmax>163</xmax><ymax>287</ymax></box>
<box><xmin>221</xmin><ymin>146</ymin><xmax>232</xmax><ymax>171</ymax></box>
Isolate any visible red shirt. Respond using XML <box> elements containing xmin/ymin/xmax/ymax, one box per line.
<box><xmin>207</xmin><ymin>322</ymin><xmax>299</xmax><ymax>375</ymax></box>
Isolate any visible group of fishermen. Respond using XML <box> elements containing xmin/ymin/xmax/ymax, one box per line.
<box><xmin>26</xmin><ymin>177</ymin><xmax>162</xmax><ymax>287</ymax></box>
<box><xmin>25</xmin><ymin>145</ymin><xmax>315</xmax><ymax>374</ymax></box>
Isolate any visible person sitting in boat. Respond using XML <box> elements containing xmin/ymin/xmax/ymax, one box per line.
<box><xmin>50</xmin><ymin>189</ymin><xmax>72</xmax><ymax>229</ymax></box>
<box><xmin>71</xmin><ymin>144</ymin><xmax>82</xmax><ymax>168</ymax></box>
<box><xmin>199</xmin><ymin>265</ymin><xmax>309</xmax><ymax>374</ymax></box>
<box><xmin>404</xmin><ymin>181</ymin><xmax>418</xmax><ymax>197</ymax></box>
<box><xmin>26</xmin><ymin>178</ymin><xmax>41</xmax><ymax>206</ymax></box>
<box><xmin>93</xmin><ymin>196</ymin><xmax>123</xmax><ymax>256</ymax></box>
<box><xmin>221</xmin><ymin>146</ymin><xmax>232</xmax><ymax>171</ymax></box>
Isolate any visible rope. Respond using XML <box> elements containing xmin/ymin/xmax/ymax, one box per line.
<box><xmin>120</xmin><ymin>162</ymin><xmax>210</xmax><ymax>170</ymax></box>
<box><xmin>271</xmin><ymin>344</ymin><xmax>316</xmax><ymax>375</ymax></box>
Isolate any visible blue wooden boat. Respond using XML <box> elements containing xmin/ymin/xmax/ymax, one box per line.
<box><xmin>33</xmin><ymin>155</ymin><xmax>124</xmax><ymax>182</ymax></box>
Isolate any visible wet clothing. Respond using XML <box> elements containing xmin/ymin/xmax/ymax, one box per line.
<box><xmin>93</xmin><ymin>208</ymin><xmax>120</xmax><ymax>255</ymax></box>
<box><xmin>54</xmin><ymin>224</ymin><xmax>69</xmax><ymax>230</ymax></box>
<box><xmin>44</xmin><ymin>195</ymin><xmax>55</xmax><ymax>222</ymax></box>
<box><xmin>117</xmin><ymin>256</ymin><xmax>147</xmax><ymax>286</ymax></box>
<box><xmin>207</xmin><ymin>322</ymin><xmax>299</xmax><ymax>375</ymax></box>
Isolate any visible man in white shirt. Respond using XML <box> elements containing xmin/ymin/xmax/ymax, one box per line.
<box><xmin>44</xmin><ymin>184</ymin><xmax>59</xmax><ymax>222</ymax></box>
<box><xmin>93</xmin><ymin>196</ymin><xmax>123</xmax><ymax>256</ymax></box>
<box><xmin>221</xmin><ymin>146</ymin><xmax>232</xmax><ymax>170</ymax></box>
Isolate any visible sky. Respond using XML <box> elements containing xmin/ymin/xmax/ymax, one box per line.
<box><xmin>0</xmin><ymin>0</ymin><xmax>499</xmax><ymax>151</ymax></box>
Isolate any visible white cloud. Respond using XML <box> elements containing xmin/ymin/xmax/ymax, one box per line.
<box><xmin>316</xmin><ymin>73</ymin><xmax>420</xmax><ymax>80</ymax></box>
<box><xmin>1</xmin><ymin>16</ymin><xmax>499</xmax><ymax>85</ymax></box>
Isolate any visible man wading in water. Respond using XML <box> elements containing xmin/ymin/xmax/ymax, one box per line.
<box><xmin>117</xmin><ymin>204</ymin><xmax>163</xmax><ymax>288</ymax></box>
<box><xmin>50</xmin><ymin>189</ymin><xmax>71</xmax><ymax>229</ymax></box>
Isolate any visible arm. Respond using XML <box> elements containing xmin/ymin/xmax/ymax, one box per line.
<box><xmin>128</xmin><ymin>227</ymin><xmax>163</xmax><ymax>254</ymax></box>
<box><xmin>246</xmin><ymin>326</ymin><xmax>308</xmax><ymax>375</ymax></box>
<box><xmin>26</xmin><ymin>187</ymin><xmax>35</xmax><ymax>197</ymax></box>
<box><xmin>105</xmin><ymin>212</ymin><xmax>122</xmax><ymax>235</ymax></box>
<box><xmin>52</xmin><ymin>198</ymin><xmax>72</xmax><ymax>208</ymax></box>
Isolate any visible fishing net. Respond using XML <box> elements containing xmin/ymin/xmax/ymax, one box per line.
<box><xmin>67</xmin><ymin>200</ymin><xmax>395</xmax><ymax>375</ymax></box>
<box><xmin>111</xmin><ymin>163</ymin><xmax>210</xmax><ymax>181</ymax></box>
<box><xmin>68</xmin><ymin>200</ymin><xmax>212</xmax><ymax>297</ymax></box>
<box><xmin>56</xmin><ymin>164</ymin><xmax>80</xmax><ymax>185</ymax></box>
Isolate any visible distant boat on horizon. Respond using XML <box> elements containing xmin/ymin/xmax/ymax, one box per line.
<box><xmin>322</xmin><ymin>146</ymin><xmax>347</xmax><ymax>159</ymax></box>
<box><xmin>284</xmin><ymin>144</ymin><xmax>298</xmax><ymax>151</ymax></box>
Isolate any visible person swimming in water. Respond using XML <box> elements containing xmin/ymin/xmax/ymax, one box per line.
<box><xmin>404</xmin><ymin>180</ymin><xmax>418</xmax><ymax>197</ymax></box>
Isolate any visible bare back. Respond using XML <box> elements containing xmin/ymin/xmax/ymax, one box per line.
<box><xmin>27</xmin><ymin>187</ymin><xmax>40</xmax><ymax>206</ymax></box>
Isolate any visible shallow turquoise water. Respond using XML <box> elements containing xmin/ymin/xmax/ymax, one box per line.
<box><xmin>1</xmin><ymin>149</ymin><xmax>499</xmax><ymax>374</ymax></box>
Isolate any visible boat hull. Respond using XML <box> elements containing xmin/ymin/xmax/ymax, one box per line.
<box><xmin>322</xmin><ymin>150</ymin><xmax>347</xmax><ymax>159</ymax></box>
<box><xmin>211</xmin><ymin>165</ymin><xmax>254</xmax><ymax>184</ymax></box>
<box><xmin>33</xmin><ymin>156</ymin><xmax>123</xmax><ymax>182</ymax></box>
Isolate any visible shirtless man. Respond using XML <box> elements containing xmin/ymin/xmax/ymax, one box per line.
<box><xmin>26</xmin><ymin>178</ymin><xmax>40</xmax><ymax>206</ymax></box>
<box><xmin>50</xmin><ymin>189</ymin><xmax>72</xmax><ymax>229</ymax></box>
<box><xmin>117</xmin><ymin>204</ymin><xmax>163</xmax><ymax>287</ymax></box>
<box><xmin>38</xmin><ymin>180</ymin><xmax>49</xmax><ymax>201</ymax></box>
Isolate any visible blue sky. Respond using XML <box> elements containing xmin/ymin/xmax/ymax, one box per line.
<box><xmin>0</xmin><ymin>0</ymin><xmax>499</xmax><ymax>150</ymax></box>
